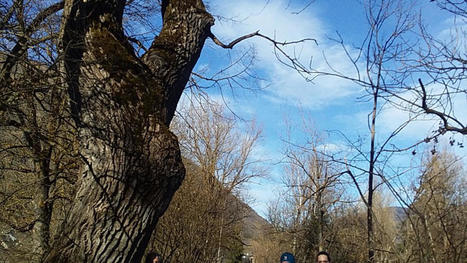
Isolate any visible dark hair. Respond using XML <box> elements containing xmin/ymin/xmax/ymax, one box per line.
<box><xmin>317</xmin><ymin>251</ymin><xmax>331</xmax><ymax>262</ymax></box>
<box><xmin>146</xmin><ymin>252</ymin><xmax>162</xmax><ymax>263</ymax></box>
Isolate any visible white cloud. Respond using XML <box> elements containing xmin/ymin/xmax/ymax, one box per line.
<box><xmin>250</xmin><ymin>141</ymin><xmax>283</xmax><ymax>164</ymax></box>
<box><xmin>437</xmin><ymin>16</ymin><xmax>466</xmax><ymax>53</ymax></box>
<box><xmin>379</xmin><ymin>105</ymin><xmax>438</xmax><ymax>139</ymax></box>
<box><xmin>210</xmin><ymin>0</ymin><xmax>362</xmax><ymax>110</ymax></box>
<box><xmin>341</xmin><ymin>102</ymin><xmax>438</xmax><ymax>145</ymax></box>
<box><xmin>200</xmin><ymin>0</ymin><xmax>467</xmax><ymax>215</ymax></box>
<box><xmin>376</xmin><ymin>80</ymin><xmax>467</xmax><ymax>141</ymax></box>
<box><xmin>316</xmin><ymin>142</ymin><xmax>349</xmax><ymax>153</ymax></box>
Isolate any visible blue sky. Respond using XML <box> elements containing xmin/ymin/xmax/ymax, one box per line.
<box><xmin>176</xmin><ymin>0</ymin><xmax>466</xmax><ymax>216</ymax></box>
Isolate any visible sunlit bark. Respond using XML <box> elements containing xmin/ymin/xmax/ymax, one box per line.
<box><xmin>44</xmin><ymin>0</ymin><xmax>214</xmax><ymax>261</ymax></box>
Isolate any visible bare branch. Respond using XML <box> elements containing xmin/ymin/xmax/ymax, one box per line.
<box><xmin>1</xmin><ymin>1</ymin><xmax>64</xmax><ymax>81</ymax></box>
<box><xmin>127</xmin><ymin>36</ymin><xmax>148</xmax><ymax>53</ymax></box>
<box><xmin>209</xmin><ymin>30</ymin><xmax>317</xmax><ymax>49</ymax></box>
<box><xmin>419</xmin><ymin>78</ymin><xmax>466</xmax><ymax>134</ymax></box>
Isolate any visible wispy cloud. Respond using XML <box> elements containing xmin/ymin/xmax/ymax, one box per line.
<box><xmin>378</xmin><ymin>104</ymin><xmax>438</xmax><ymax>139</ymax></box>
<box><xmin>210</xmin><ymin>0</ymin><xmax>362</xmax><ymax>109</ymax></box>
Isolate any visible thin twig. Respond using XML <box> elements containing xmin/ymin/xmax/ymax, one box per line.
<box><xmin>128</xmin><ymin>37</ymin><xmax>148</xmax><ymax>53</ymax></box>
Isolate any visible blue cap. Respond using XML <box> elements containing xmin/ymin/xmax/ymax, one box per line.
<box><xmin>280</xmin><ymin>252</ymin><xmax>295</xmax><ymax>263</ymax></box>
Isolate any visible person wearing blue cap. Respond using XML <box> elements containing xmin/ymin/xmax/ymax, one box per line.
<box><xmin>280</xmin><ymin>252</ymin><xmax>295</xmax><ymax>263</ymax></box>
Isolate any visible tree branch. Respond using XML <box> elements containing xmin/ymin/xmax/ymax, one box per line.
<box><xmin>1</xmin><ymin>1</ymin><xmax>64</xmax><ymax>81</ymax></box>
<box><xmin>419</xmin><ymin>78</ymin><xmax>466</xmax><ymax>134</ymax></box>
<box><xmin>209</xmin><ymin>30</ymin><xmax>317</xmax><ymax>49</ymax></box>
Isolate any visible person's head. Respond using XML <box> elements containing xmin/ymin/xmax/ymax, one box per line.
<box><xmin>280</xmin><ymin>252</ymin><xmax>295</xmax><ymax>263</ymax></box>
<box><xmin>316</xmin><ymin>251</ymin><xmax>331</xmax><ymax>263</ymax></box>
<box><xmin>145</xmin><ymin>252</ymin><xmax>162</xmax><ymax>263</ymax></box>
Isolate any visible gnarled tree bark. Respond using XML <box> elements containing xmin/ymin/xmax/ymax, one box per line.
<box><xmin>44</xmin><ymin>0</ymin><xmax>214</xmax><ymax>262</ymax></box>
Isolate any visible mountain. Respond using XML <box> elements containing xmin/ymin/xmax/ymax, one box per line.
<box><xmin>242</xmin><ymin>204</ymin><xmax>270</xmax><ymax>244</ymax></box>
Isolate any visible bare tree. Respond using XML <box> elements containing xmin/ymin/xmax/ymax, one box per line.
<box><xmin>1</xmin><ymin>0</ymin><xmax>217</xmax><ymax>261</ymax></box>
<box><xmin>409</xmin><ymin>0</ymin><xmax>466</xmax><ymax>135</ymax></box>
<box><xmin>284</xmin><ymin>126</ymin><xmax>342</xmax><ymax>253</ymax></box>
<box><xmin>402</xmin><ymin>150</ymin><xmax>466</xmax><ymax>263</ymax></box>
<box><xmin>150</xmin><ymin>160</ymin><xmax>246</xmax><ymax>263</ymax></box>
<box><xmin>0</xmin><ymin>1</ymin><xmax>79</xmax><ymax>261</ymax></box>
<box><xmin>38</xmin><ymin>0</ymin><xmax>219</xmax><ymax>261</ymax></box>
<box><xmin>266</xmin><ymin>117</ymin><xmax>344</xmax><ymax>262</ymax></box>
<box><xmin>318</xmin><ymin>1</ymin><xmax>417</xmax><ymax>261</ymax></box>
<box><xmin>327</xmin><ymin>192</ymin><xmax>400</xmax><ymax>263</ymax></box>
<box><xmin>0</xmin><ymin>0</ymin><xmax>316</xmax><ymax>261</ymax></box>
<box><xmin>150</xmin><ymin>96</ymin><xmax>262</xmax><ymax>263</ymax></box>
<box><xmin>266</xmin><ymin>0</ymin><xmax>464</xmax><ymax>261</ymax></box>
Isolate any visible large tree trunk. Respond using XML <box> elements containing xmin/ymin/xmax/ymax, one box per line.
<box><xmin>45</xmin><ymin>0</ymin><xmax>214</xmax><ymax>262</ymax></box>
